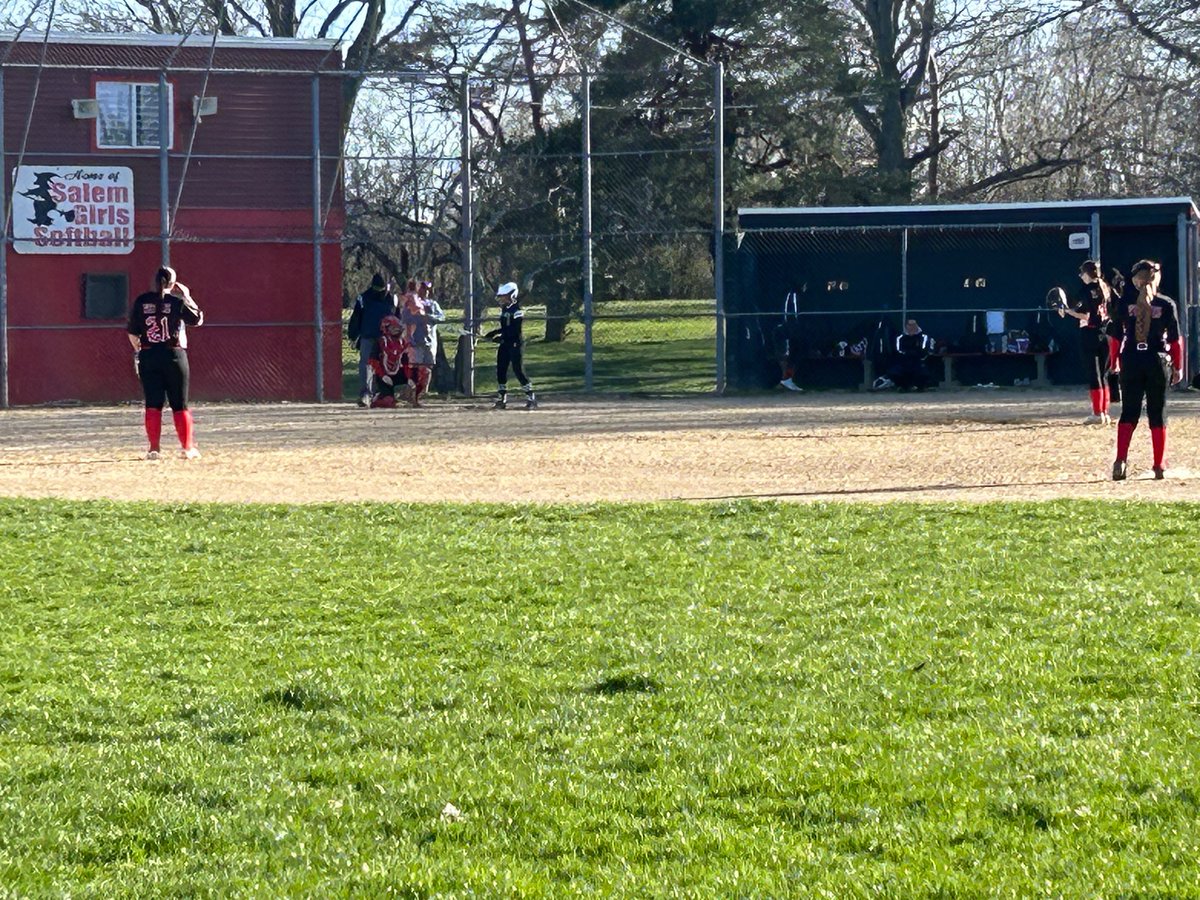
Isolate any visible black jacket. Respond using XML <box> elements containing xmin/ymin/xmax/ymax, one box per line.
<box><xmin>348</xmin><ymin>287</ymin><xmax>396</xmax><ymax>342</ymax></box>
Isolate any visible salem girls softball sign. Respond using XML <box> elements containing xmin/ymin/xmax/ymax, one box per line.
<box><xmin>12</xmin><ymin>166</ymin><xmax>134</xmax><ymax>254</ymax></box>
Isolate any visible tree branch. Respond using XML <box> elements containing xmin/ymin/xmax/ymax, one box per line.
<box><xmin>1113</xmin><ymin>0</ymin><xmax>1200</xmax><ymax>69</ymax></box>
<box><xmin>944</xmin><ymin>155</ymin><xmax>1082</xmax><ymax>201</ymax></box>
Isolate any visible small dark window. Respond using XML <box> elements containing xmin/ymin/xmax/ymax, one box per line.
<box><xmin>84</xmin><ymin>273</ymin><xmax>128</xmax><ymax>319</ymax></box>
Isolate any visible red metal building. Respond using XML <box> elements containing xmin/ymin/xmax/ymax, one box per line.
<box><xmin>1</xmin><ymin>33</ymin><xmax>344</xmax><ymax>405</ymax></box>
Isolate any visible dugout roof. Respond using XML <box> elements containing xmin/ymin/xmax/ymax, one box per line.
<box><xmin>726</xmin><ymin>196</ymin><xmax>1200</xmax><ymax>390</ymax></box>
<box><xmin>738</xmin><ymin>197</ymin><xmax>1199</xmax><ymax>230</ymax></box>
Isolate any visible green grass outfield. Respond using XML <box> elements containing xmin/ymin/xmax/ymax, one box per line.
<box><xmin>3</xmin><ymin>500</ymin><xmax>1200</xmax><ymax>896</ymax></box>
<box><xmin>341</xmin><ymin>301</ymin><xmax>717</xmax><ymax>398</ymax></box>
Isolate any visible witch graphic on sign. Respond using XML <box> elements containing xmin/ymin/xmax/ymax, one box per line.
<box><xmin>19</xmin><ymin>172</ymin><xmax>76</xmax><ymax>226</ymax></box>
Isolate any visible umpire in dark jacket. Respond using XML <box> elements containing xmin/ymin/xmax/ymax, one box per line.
<box><xmin>348</xmin><ymin>272</ymin><xmax>397</xmax><ymax>406</ymax></box>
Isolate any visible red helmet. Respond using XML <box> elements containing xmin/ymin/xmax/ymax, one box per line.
<box><xmin>381</xmin><ymin>314</ymin><xmax>403</xmax><ymax>336</ymax></box>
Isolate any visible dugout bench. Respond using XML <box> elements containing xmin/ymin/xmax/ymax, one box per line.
<box><xmin>851</xmin><ymin>351</ymin><xmax>1052</xmax><ymax>389</ymax></box>
<box><xmin>935</xmin><ymin>351</ymin><xmax>1052</xmax><ymax>388</ymax></box>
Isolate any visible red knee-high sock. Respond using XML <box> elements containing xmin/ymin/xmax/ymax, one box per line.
<box><xmin>413</xmin><ymin>367</ymin><xmax>431</xmax><ymax>403</ymax></box>
<box><xmin>1115</xmin><ymin>422</ymin><xmax>1135</xmax><ymax>461</ymax></box>
<box><xmin>1089</xmin><ymin>389</ymin><xmax>1102</xmax><ymax>415</ymax></box>
<box><xmin>1101</xmin><ymin>385</ymin><xmax>1110</xmax><ymax>413</ymax></box>
<box><xmin>1151</xmin><ymin>427</ymin><xmax>1166</xmax><ymax>469</ymax></box>
<box><xmin>172</xmin><ymin>410</ymin><xmax>194</xmax><ymax>450</ymax></box>
<box><xmin>144</xmin><ymin>408</ymin><xmax>163</xmax><ymax>451</ymax></box>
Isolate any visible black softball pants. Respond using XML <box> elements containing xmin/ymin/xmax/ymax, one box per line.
<box><xmin>139</xmin><ymin>346</ymin><xmax>190</xmax><ymax>411</ymax></box>
<box><xmin>1118</xmin><ymin>351</ymin><xmax>1169</xmax><ymax>429</ymax></box>
<box><xmin>497</xmin><ymin>343</ymin><xmax>529</xmax><ymax>387</ymax></box>
<box><xmin>1079</xmin><ymin>328</ymin><xmax>1109</xmax><ymax>391</ymax></box>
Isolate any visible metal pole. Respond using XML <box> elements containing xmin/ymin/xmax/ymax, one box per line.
<box><xmin>1177</xmin><ymin>212</ymin><xmax>1189</xmax><ymax>384</ymax></box>
<box><xmin>1192</xmin><ymin>220</ymin><xmax>1199</xmax><ymax>381</ymax></box>
<box><xmin>311</xmin><ymin>75</ymin><xmax>325</xmax><ymax>401</ymax></box>
<box><xmin>713</xmin><ymin>62</ymin><xmax>726</xmax><ymax>394</ymax></box>
<box><xmin>582</xmin><ymin>71</ymin><xmax>594</xmax><ymax>392</ymax></box>
<box><xmin>900</xmin><ymin>227</ymin><xmax>908</xmax><ymax>320</ymax></box>
<box><xmin>158</xmin><ymin>71</ymin><xmax>170</xmax><ymax>266</ymax></box>
<box><xmin>460</xmin><ymin>74</ymin><xmax>475</xmax><ymax>397</ymax></box>
<box><xmin>1188</xmin><ymin>220</ymin><xmax>1197</xmax><ymax>381</ymax></box>
<box><xmin>1090</xmin><ymin>212</ymin><xmax>1101</xmax><ymax>262</ymax></box>
<box><xmin>0</xmin><ymin>68</ymin><xmax>7</xmax><ymax>409</ymax></box>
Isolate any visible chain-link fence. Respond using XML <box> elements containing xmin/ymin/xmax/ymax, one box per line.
<box><xmin>0</xmin><ymin>35</ymin><xmax>724</xmax><ymax>406</ymax></box>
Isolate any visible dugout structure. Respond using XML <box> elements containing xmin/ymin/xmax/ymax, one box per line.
<box><xmin>0</xmin><ymin>32</ymin><xmax>344</xmax><ymax>405</ymax></box>
<box><xmin>727</xmin><ymin>198</ymin><xmax>1200</xmax><ymax>390</ymax></box>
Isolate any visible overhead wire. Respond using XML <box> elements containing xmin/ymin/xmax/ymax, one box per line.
<box><xmin>4</xmin><ymin>0</ymin><xmax>56</xmax><ymax>240</ymax></box>
<box><xmin>0</xmin><ymin>0</ymin><xmax>48</xmax><ymax>238</ymax></box>
<box><xmin>554</xmin><ymin>0</ymin><xmax>705</xmax><ymax>66</ymax></box>
<box><xmin>170</xmin><ymin>0</ymin><xmax>227</xmax><ymax>234</ymax></box>
<box><xmin>321</xmin><ymin>2</ymin><xmax>378</xmax><ymax>233</ymax></box>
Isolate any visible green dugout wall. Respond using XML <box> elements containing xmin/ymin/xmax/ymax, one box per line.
<box><xmin>727</xmin><ymin>198</ymin><xmax>1199</xmax><ymax>390</ymax></box>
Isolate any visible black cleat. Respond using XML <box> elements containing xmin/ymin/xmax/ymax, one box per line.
<box><xmin>525</xmin><ymin>397</ymin><xmax>538</xmax><ymax>410</ymax></box>
<box><xmin>492</xmin><ymin>398</ymin><xmax>507</xmax><ymax>410</ymax></box>
<box><xmin>1153</xmin><ymin>466</ymin><xmax>1165</xmax><ymax>480</ymax></box>
<box><xmin>1112</xmin><ymin>459</ymin><xmax>1127</xmax><ymax>481</ymax></box>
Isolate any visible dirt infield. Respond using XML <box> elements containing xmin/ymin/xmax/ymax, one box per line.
<box><xmin>2</xmin><ymin>390</ymin><xmax>1199</xmax><ymax>504</ymax></box>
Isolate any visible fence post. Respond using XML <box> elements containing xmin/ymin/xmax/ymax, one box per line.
<box><xmin>1177</xmin><ymin>211</ymin><xmax>1189</xmax><ymax>382</ymax></box>
<box><xmin>900</xmin><ymin>227</ymin><xmax>908</xmax><ymax>320</ymax></box>
<box><xmin>460</xmin><ymin>74</ymin><xmax>476</xmax><ymax>397</ymax></box>
<box><xmin>1090</xmin><ymin>212</ymin><xmax>1101</xmax><ymax>262</ymax></box>
<box><xmin>582</xmin><ymin>71</ymin><xmax>594</xmax><ymax>392</ymax></box>
<box><xmin>158</xmin><ymin>70</ymin><xmax>170</xmax><ymax>266</ymax></box>
<box><xmin>713</xmin><ymin>62</ymin><xmax>726</xmax><ymax>394</ymax></box>
<box><xmin>1192</xmin><ymin>220</ymin><xmax>1200</xmax><ymax>382</ymax></box>
<box><xmin>0</xmin><ymin>67</ymin><xmax>7</xmax><ymax>409</ymax></box>
<box><xmin>311</xmin><ymin>74</ymin><xmax>325</xmax><ymax>401</ymax></box>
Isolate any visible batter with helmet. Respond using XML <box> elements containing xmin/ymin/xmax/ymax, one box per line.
<box><xmin>486</xmin><ymin>282</ymin><xmax>538</xmax><ymax>409</ymax></box>
<box><xmin>1110</xmin><ymin>259</ymin><xmax>1183</xmax><ymax>480</ymax></box>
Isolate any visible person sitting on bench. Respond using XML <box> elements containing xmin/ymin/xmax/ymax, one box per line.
<box><xmin>874</xmin><ymin>319</ymin><xmax>934</xmax><ymax>391</ymax></box>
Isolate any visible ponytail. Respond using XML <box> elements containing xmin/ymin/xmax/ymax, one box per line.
<box><xmin>1081</xmin><ymin>259</ymin><xmax>1111</xmax><ymax>306</ymax></box>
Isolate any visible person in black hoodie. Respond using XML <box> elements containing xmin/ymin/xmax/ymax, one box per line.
<box><xmin>347</xmin><ymin>272</ymin><xmax>398</xmax><ymax>406</ymax></box>
<box><xmin>874</xmin><ymin>319</ymin><xmax>934</xmax><ymax>391</ymax></box>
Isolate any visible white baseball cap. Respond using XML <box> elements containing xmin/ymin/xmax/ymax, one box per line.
<box><xmin>496</xmin><ymin>282</ymin><xmax>519</xmax><ymax>299</ymax></box>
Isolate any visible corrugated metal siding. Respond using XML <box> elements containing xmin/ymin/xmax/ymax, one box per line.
<box><xmin>2</xmin><ymin>49</ymin><xmax>343</xmax><ymax>210</ymax></box>
<box><xmin>8</xmin><ymin>323</ymin><xmax>339</xmax><ymax>403</ymax></box>
<box><xmin>2</xmin><ymin>41</ymin><xmax>342</xmax><ymax>72</ymax></box>
<box><xmin>3</xmin><ymin>37</ymin><xmax>347</xmax><ymax>404</ymax></box>
<box><xmin>4</xmin><ymin>239</ymin><xmax>343</xmax><ymax>403</ymax></box>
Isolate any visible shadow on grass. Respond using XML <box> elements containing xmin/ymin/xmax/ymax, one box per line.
<box><xmin>586</xmin><ymin>674</ymin><xmax>661</xmax><ymax>695</ymax></box>
<box><xmin>688</xmin><ymin>477</ymin><xmax>1112</xmax><ymax>501</ymax></box>
<box><xmin>262</xmin><ymin>684</ymin><xmax>340</xmax><ymax>712</ymax></box>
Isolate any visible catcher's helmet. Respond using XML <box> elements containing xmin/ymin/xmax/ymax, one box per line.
<box><xmin>496</xmin><ymin>282</ymin><xmax>519</xmax><ymax>300</ymax></box>
<box><xmin>380</xmin><ymin>314</ymin><xmax>404</xmax><ymax>335</ymax></box>
<box><xmin>1045</xmin><ymin>287</ymin><xmax>1068</xmax><ymax>312</ymax></box>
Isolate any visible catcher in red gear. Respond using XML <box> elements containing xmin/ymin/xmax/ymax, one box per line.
<box><xmin>368</xmin><ymin>315</ymin><xmax>413</xmax><ymax>408</ymax></box>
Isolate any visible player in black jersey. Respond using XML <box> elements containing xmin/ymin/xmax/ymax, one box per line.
<box><xmin>485</xmin><ymin>282</ymin><xmax>537</xmax><ymax>409</ymax></box>
<box><xmin>1111</xmin><ymin>259</ymin><xmax>1183</xmax><ymax>480</ymax></box>
<box><xmin>126</xmin><ymin>266</ymin><xmax>204</xmax><ymax>459</ymax></box>
<box><xmin>1062</xmin><ymin>260</ymin><xmax>1115</xmax><ymax>424</ymax></box>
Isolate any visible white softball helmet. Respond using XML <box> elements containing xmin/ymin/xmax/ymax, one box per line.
<box><xmin>496</xmin><ymin>282</ymin><xmax>519</xmax><ymax>300</ymax></box>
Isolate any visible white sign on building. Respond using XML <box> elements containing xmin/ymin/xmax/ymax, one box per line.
<box><xmin>11</xmin><ymin>166</ymin><xmax>134</xmax><ymax>254</ymax></box>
